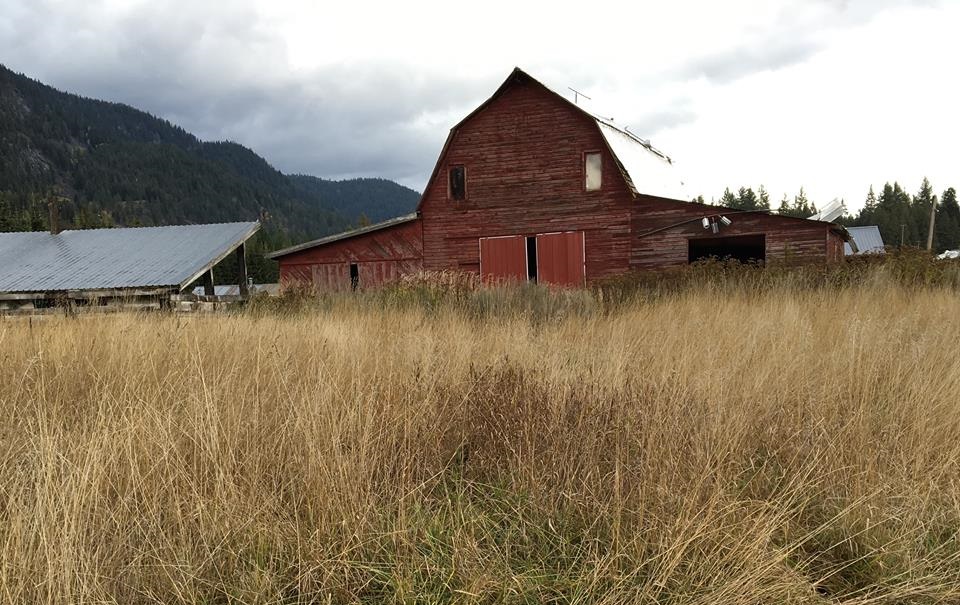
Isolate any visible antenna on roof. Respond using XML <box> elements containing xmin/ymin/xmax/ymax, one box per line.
<box><xmin>568</xmin><ymin>87</ymin><xmax>591</xmax><ymax>105</ymax></box>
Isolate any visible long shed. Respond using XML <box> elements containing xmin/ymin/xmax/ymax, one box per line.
<box><xmin>270</xmin><ymin>68</ymin><xmax>847</xmax><ymax>289</ymax></box>
<box><xmin>0</xmin><ymin>221</ymin><xmax>260</xmax><ymax>311</ymax></box>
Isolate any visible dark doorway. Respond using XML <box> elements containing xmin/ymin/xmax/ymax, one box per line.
<box><xmin>349</xmin><ymin>263</ymin><xmax>359</xmax><ymax>290</ymax></box>
<box><xmin>526</xmin><ymin>236</ymin><xmax>538</xmax><ymax>283</ymax></box>
<box><xmin>688</xmin><ymin>234</ymin><xmax>766</xmax><ymax>264</ymax></box>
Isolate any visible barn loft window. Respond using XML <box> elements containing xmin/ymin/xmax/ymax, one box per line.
<box><xmin>585</xmin><ymin>152</ymin><xmax>602</xmax><ymax>191</ymax></box>
<box><xmin>449</xmin><ymin>165</ymin><xmax>466</xmax><ymax>200</ymax></box>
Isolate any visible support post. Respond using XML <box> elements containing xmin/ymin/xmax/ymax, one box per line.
<box><xmin>236</xmin><ymin>242</ymin><xmax>249</xmax><ymax>297</ymax></box>
<box><xmin>202</xmin><ymin>269</ymin><xmax>215</xmax><ymax>296</ymax></box>
<box><xmin>927</xmin><ymin>198</ymin><xmax>937</xmax><ymax>251</ymax></box>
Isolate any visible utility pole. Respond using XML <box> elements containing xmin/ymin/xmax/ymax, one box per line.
<box><xmin>926</xmin><ymin>197</ymin><xmax>937</xmax><ymax>251</ymax></box>
<box><xmin>900</xmin><ymin>223</ymin><xmax>906</xmax><ymax>247</ymax></box>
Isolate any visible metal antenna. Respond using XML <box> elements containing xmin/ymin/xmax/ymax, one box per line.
<box><xmin>568</xmin><ymin>87</ymin><xmax>591</xmax><ymax>105</ymax></box>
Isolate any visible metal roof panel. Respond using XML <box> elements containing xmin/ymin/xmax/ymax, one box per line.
<box><xmin>0</xmin><ymin>222</ymin><xmax>259</xmax><ymax>293</ymax></box>
<box><xmin>844</xmin><ymin>226</ymin><xmax>885</xmax><ymax>255</ymax></box>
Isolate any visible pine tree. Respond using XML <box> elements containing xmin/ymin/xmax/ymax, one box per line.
<box><xmin>733</xmin><ymin>187</ymin><xmax>757</xmax><ymax>210</ymax></box>
<box><xmin>914</xmin><ymin>178</ymin><xmax>937</xmax><ymax>249</ymax></box>
<box><xmin>720</xmin><ymin>188</ymin><xmax>737</xmax><ymax>208</ymax></box>
<box><xmin>935</xmin><ymin>187</ymin><xmax>960</xmax><ymax>251</ymax></box>
<box><xmin>777</xmin><ymin>194</ymin><xmax>791</xmax><ymax>215</ymax></box>
<box><xmin>757</xmin><ymin>185</ymin><xmax>771</xmax><ymax>210</ymax></box>
<box><xmin>858</xmin><ymin>186</ymin><xmax>878</xmax><ymax>225</ymax></box>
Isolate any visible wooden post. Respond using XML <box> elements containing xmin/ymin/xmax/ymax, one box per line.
<box><xmin>236</xmin><ymin>242</ymin><xmax>249</xmax><ymax>297</ymax></box>
<box><xmin>202</xmin><ymin>269</ymin><xmax>215</xmax><ymax>296</ymax></box>
<box><xmin>927</xmin><ymin>198</ymin><xmax>937</xmax><ymax>251</ymax></box>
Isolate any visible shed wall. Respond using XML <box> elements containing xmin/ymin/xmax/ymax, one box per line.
<box><xmin>630</xmin><ymin>196</ymin><xmax>836</xmax><ymax>269</ymax></box>
<box><xmin>277</xmin><ymin>219</ymin><xmax>423</xmax><ymax>290</ymax></box>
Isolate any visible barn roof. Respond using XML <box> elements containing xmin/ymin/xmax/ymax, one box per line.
<box><xmin>0</xmin><ymin>221</ymin><xmax>259</xmax><ymax>293</ymax></box>
<box><xmin>844</xmin><ymin>225</ymin><xmax>885</xmax><ymax>255</ymax></box>
<box><xmin>415</xmin><ymin>67</ymin><xmax>688</xmax><ymax>211</ymax></box>
<box><xmin>266</xmin><ymin>213</ymin><xmax>418</xmax><ymax>259</ymax></box>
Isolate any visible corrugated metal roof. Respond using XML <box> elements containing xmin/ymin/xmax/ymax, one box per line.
<box><xmin>844</xmin><ymin>226</ymin><xmax>885</xmax><ymax>255</ymax></box>
<box><xmin>266</xmin><ymin>213</ymin><xmax>418</xmax><ymax>259</ymax></box>
<box><xmin>0</xmin><ymin>222</ymin><xmax>259</xmax><ymax>293</ymax></box>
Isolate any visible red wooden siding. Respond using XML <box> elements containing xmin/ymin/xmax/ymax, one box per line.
<box><xmin>536</xmin><ymin>231</ymin><xmax>585</xmax><ymax>286</ymax></box>
<box><xmin>479</xmin><ymin>236</ymin><xmax>527</xmax><ymax>284</ymax></box>
<box><xmin>277</xmin><ymin>219</ymin><xmax>423</xmax><ymax>290</ymax></box>
<box><xmin>630</xmin><ymin>196</ymin><xmax>838</xmax><ymax>270</ymax></box>
<box><xmin>418</xmin><ymin>76</ymin><xmax>633</xmax><ymax>282</ymax></box>
<box><xmin>274</xmin><ymin>69</ymin><xmax>845</xmax><ymax>288</ymax></box>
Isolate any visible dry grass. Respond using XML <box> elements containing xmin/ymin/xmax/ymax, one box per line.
<box><xmin>2</xmin><ymin>268</ymin><xmax>960</xmax><ymax>603</ymax></box>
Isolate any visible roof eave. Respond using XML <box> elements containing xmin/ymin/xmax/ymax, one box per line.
<box><xmin>177</xmin><ymin>221</ymin><xmax>261</xmax><ymax>291</ymax></box>
<box><xmin>266</xmin><ymin>213</ymin><xmax>419</xmax><ymax>259</ymax></box>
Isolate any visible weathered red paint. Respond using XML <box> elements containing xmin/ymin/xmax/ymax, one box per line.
<box><xmin>536</xmin><ymin>231</ymin><xmax>585</xmax><ymax>286</ymax></box>
<box><xmin>273</xmin><ymin>68</ymin><xmax>847</xmax><ymax>290</ymax></box>
<box><xmin>276</xmin><ymin>219</ymin><xmax>422</xmax><ymax>290</ymax></box>
<box><xmin>479</xmin><ymin>235</ymin><xmax>527</xmax><ymax>284</ymax></box>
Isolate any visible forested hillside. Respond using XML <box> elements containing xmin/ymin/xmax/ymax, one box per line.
<box><xmin>0</xmin><ymin>64</ymin><xmax>420</xmax><ymax>281</ymax></box>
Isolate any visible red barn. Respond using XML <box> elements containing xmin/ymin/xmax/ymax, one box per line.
<box><xmin>268</xmin><ymin>68</ymin><xmax>847</xmax><ymax>289</ymax></box>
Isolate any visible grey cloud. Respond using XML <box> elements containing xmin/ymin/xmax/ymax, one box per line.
<box><xmin>676</xmin><ymin>0</ymin><xmax>940</xmax><ymax>85</ymax></box>
<box><xmin>683</xmin><ymin>38</ymin><xmax>822</xmax><ymax>85</ymax></box>
<box><xmin>0</xmin><ymin>0</ymin><xmax>492</xmax><ymax>188</ymax></box>
<box><xmin>624</xmin><ymin>107</ymin><xmax>699</xmax><ymax>137</ymax></box>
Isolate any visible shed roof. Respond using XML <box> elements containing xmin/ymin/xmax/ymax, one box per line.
<box><xmin>266</xmin><ymin>213</ymin><xmax>418</xmax><ymax>259</ymax></box>
<box><xmin>844</xmin><ymin>226</ymin><xmax>885</xmax><ymax>255</ymax></box>
<box><xmin>0</xmin><ymin>221</ymin><xmax>259</xmax><ymax>293</ymax></box>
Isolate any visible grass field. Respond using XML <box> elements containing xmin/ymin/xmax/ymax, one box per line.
<box><xmin>2</xmin><ymin>259</ymin><xmax>960</xmax><ymax>603</ymax></box>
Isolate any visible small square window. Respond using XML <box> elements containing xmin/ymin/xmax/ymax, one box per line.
<box><xmin>585</xmin><ymin>152</ymin><xmax>602</xmax><ymax>191</ymax></box>
<box><xmin>449</xmin><ymin>165</ymin><xmax>466</xmax><ymax>200</ymax></box>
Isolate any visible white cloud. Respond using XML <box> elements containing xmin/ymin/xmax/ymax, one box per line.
<box><xmin>1</xmin><ymin>0</ymin><xmax>954</xmax><ymax>209</ymax></box>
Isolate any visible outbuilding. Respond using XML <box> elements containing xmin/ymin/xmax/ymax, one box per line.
<box><xmin>0</xmin><ymin>220</ymin><xmax>259</xmax><ymax>312</ymax></box>
<box><xmin>269</xmin><ymin>68</ymin><xmax>847</xmax><ymax>289</ymax></box>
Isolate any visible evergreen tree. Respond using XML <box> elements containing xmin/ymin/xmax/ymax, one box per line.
<box><xmin>777</xmin><ymin>194</ymin><xmax>791</xmax><ymax>215</ymax></box>
<box><xmin>935</xmin><ymin>187</ymin><xmax>960</xmax><ymax>251</ymax></box>
<box><xmin>913</xmin><ymin>178</ymin><xmax>937</xmax><ymax>249</ymax></box>
<box><xmin>757</xmin><ymin>185</ymin><xmax>771</xmax><ymax>210</ymax></box>
<box><xmin>735</xmin><ymin>187</ymin><xmax>759</xmax><ymax>210</ymax></box>
<box><xmin>858</xmin><ymin>186</ymin><xmax>877</xmax><ymax>224</ymax></box>
<box><xmin>720</xmin><ymin>187</ymin><xmax>737</xmax><ymax>208</ymax></box>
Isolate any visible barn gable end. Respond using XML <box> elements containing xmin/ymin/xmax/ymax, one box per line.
<box><xmin>419</xmin><ymin>69</ymin><xmax>636</xmax><ymax>281</ymax></box>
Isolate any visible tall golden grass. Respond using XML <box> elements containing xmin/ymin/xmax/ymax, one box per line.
<box><xmin>2</xmin><ymin>260</ymin><xmax>960</xmax><ymax>603</ymax></box>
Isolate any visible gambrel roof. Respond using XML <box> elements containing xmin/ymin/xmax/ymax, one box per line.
<box><xmin>416</xmin><ymin>67</ymin><xmax>688</xmax><ymax>210</ymax></box>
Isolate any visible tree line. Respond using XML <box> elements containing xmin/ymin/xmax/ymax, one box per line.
<box><xmin>701</xmin><ymin>178</ymin><xmax>960</xmax><ymax>252</ymax></box>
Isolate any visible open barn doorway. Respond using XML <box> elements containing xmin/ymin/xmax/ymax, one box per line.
<box><xmin>688</xmin><ymin>234</ymin><xmax>766</xmax><ymax>264</ymax></box>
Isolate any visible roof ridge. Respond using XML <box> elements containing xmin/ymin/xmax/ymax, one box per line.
<box><xmin>266</xmin><ymin>213</ymin><xmax>419</xmax><ymax>259</ymax></box>
<box><xmin>4</xmin><ymin>221</ymin><xmax>258</xmax><ymax>236</ymax></box>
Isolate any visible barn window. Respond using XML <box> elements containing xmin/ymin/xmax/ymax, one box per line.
<box><xmin>585</xmin><ymin>152</ymin><xmax>602</xmax><ymax>191</ymax></box>
<box><xmin>449</xmin><ymin>165</ymin><xmax>466</xmax><ymax>200</ymax></box>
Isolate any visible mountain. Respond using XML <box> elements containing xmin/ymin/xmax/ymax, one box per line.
<box><xmin>0</xmin><ymin>64</ymin><xmax>420</xmax><ymax>280</ymax></box>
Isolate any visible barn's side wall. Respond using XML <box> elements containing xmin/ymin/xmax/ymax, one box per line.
<box><xmin>277</xmin><ymin>219</ymin><xmax>423</xmax><ymax>290</ymax></box>
<box><xmin>419</xmin><ymin>78</ymin><xmax>635</xmax><ymax>281</ymax></box>
<box><xmin>630</xmin><ymin>196</ymin><xmax>837</xmax><ymax>270</ymax></box>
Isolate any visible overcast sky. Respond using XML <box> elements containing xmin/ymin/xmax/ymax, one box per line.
<box><xmin>2</xmin><ymin>0</ymin><xmax>956</xmax><ymax>212</ymax></box>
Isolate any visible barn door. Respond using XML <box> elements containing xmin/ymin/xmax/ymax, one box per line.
<box><xmin>536</xmin><ymin>231</ymin><xmax>585</xmax><ymax>287</ymax></box>
<box><xmin>479</xmin><ymin>235</ymin><xmax>527</xmax><ymax>284</ymax></box>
